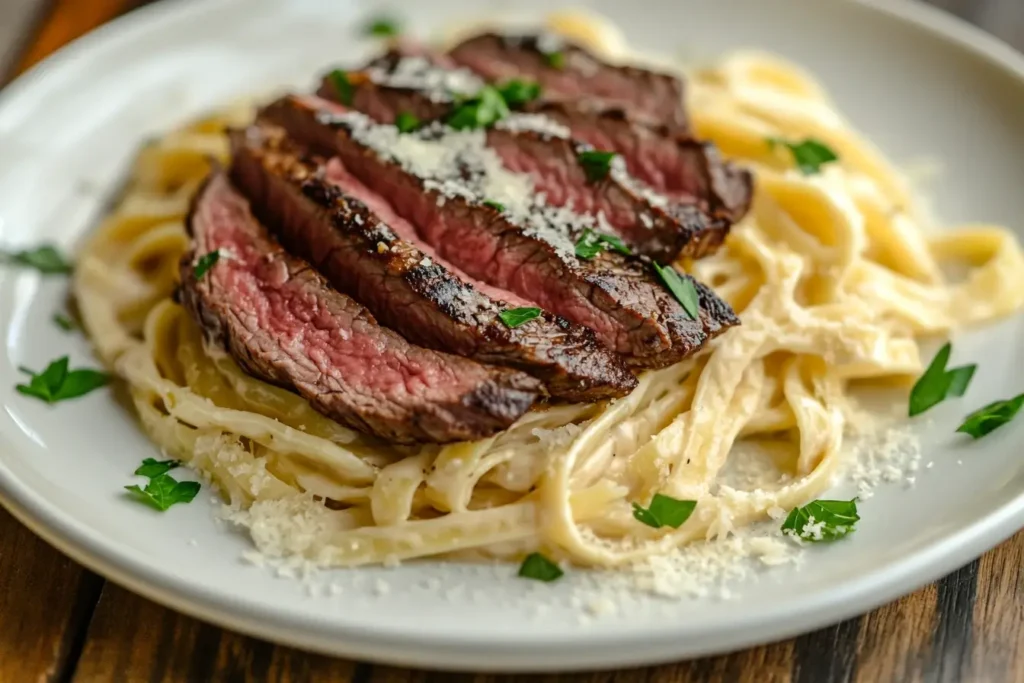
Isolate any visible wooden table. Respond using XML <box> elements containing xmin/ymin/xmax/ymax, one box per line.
<box><xmin>1</xmin><ymin>1</ymin><xmax>1023</xmax><ymax>681</ymax></box>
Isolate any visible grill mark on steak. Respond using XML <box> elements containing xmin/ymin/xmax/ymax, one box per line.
<box><xmin>448</xmin><ymin>32</ymin><xmax>688</xmax><ymax>132</ymax></box>
<box><xmin>259</xmin><ymin>95</ymin><xmax>738</xmax><ymax>367</ymax></box>
<box><xmin>180</xmin><ymin>170</ymin><xmax>539</xmax><ymax>444</ymax></box>
<box><xmin>229</xmin><ymin>124</ymin><xmax>636</xmax><ymax>401</ymax></box>
<box><xmin>320</xmin><ymin>57</ymin><xmax>732</xmax><ymax>263</ymax></box>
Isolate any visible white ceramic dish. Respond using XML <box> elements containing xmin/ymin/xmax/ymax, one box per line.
<box><xmin>1</xmin><ymin>0</ymin><xmax>1023</xmax><ymax>672</ymax></box>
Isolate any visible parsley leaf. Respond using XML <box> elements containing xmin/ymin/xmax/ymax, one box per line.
<box><xmin>517</xmin><ymin>552</ymin><xmax>563</xmax><ymax>582</ymax></box>
<box><xmin>446</xmin><ymin>85</ymin><xmax>509</xmax><ymax>130</ymax></box>
<box><xmin>53</xmin><ymin>312</ymin><xmax>76</xmax><ymax>332</ymax></box>
<box><xmin>497</xmin><ymin>79</ymin><xmax>541</xmax><ymax>107</ymax></box>
<box><xmin>135</xmin><ymin>457</ymin><xmax>181</xmax><ymax>478</ymax></box>
<box><xmin>125</xmin><ymin>474</ymin><xmax>200</xmax><ymax>512</ymax></box>
<box><xmin>2</xmin><ymin>244</ymin><xmax>72</xmax><ymax>274</ymax></box>
<box><xmin>782</xmin><ymin>499</ymin><xmax>859</xmax><ymax>542</ymax></box>
<box><xmin>363</xmin><ymin>15</ymin><xmax>400</xmax><ymax>37</ymax></box>
<box><xmin>395</xmin><ymin>111</ymin><xmax>421</xmax><ymax>134</ymax></box>
<box><xmin>193</xmin><ymin>250</ymin><xmax>220</xmax><ymax>280</ymax></box>
<box><xmin>653</xmin><ymin>263</ymin><xmax>700</xmax><ymax>319</ymax></box>
<box><xmin>957</xmin><ymin>393</ymin><xmax>1024</xmax><ymax>439</ymax></box>
<box><xmin>908</xmin><ymin>343</ymin><xmax>976</xmax><ymax>417</ymax></box>
<box><xmin>16</xmin><ymin>357</ymin><xmax>109</xmax><ymax>404</ymax></box>
<box><xmin>577</xmin><ymin>150</ymin><xmax>617</xmax><ymax>183</ymax></box>
<box><xmin>483</xmin><ymin>200</ymin><xmax>505</xmax><ymax>212</ymax></box>
<box><xmin>574</xmin><ymin>229</ymin><xmax>632</xmax><ymax>259</ymax></box>
<box><xmin>543</xmin><ymin>50</ymin><xmax>566</xmax><ymax>69</ymax></box>
<box><xmin>767</xmin><ymin>137</ymin><xmax>839</xmax><ymax>175</ymax></box>
<box><xmin>632</xmin><ymin>494</ymin><xmax>697</xmax><ymax>529</ymax></box>
<box><xmin>498</xmin><ymin>307</ymin><xmax>542</xmax><ymax>328</ymax></box>
<box><xmin>327</xmin><ymin>69</ymin><xmax>354</xmax><ymax>106</ymax></box>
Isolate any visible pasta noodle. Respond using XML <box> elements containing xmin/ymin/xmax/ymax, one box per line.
<box><xmin>72</xmin><ymin>13</ymin><xmax>1024</xmax><ymax>569</ymax></box>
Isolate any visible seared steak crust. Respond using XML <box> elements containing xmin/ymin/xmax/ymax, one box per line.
<box><xmin>180</xmin><ymin>171</ymin><xmax>539</xmax><ymax>444</ymax></box>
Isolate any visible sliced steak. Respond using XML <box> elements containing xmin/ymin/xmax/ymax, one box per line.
<box><xmin>259</xmin><ymin>95</ymin><xmax>739</xmax><ymax>368</ymax></box>
<box><xmin>229</xmin><ymin>124</ymin><xmax>636</xmax><ymax>401</ymax></box>
<box><xmin>180</xmin><ymin>170</ymin><xmax>539</xmax><ymax>444</ymax></box>
<box><xmin>448</xmin><ymin>32</ymin><xmax>687</xmax><ymax>131</ymax></box>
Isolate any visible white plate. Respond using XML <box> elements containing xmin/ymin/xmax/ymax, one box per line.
<box><xmin>1</xmin><ymin>0</ymin><xmax>1023</xmax><ymax>672</ymax></box>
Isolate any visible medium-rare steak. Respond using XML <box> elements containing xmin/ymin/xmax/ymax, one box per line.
<box><xmin>259</xmin><ymin>95</ymin><xmax>739</xmax><ymax>368</ymax></box>
<box><xmin>318</xmin><ymin>56</ymin><xmax>732</xmax><ymax>262</ymax></box>
<box><xmin>180</xmin><ymin>170</ymin><xmax>539</xmax><ymax>444</ymax></box>
<box><xmin>229</xmin><ymin>124</ymin><xmax>637</xmax><ymax>401</ymax></box>
<box><xmin>448</xmin><ymin>32</ymin><xmax>688</xmax><ymax>131</ymax></box>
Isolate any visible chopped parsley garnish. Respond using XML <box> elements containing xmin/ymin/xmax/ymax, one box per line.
<box><xmin>327</xmin><ymin>69</ymin><xmax>354</xmax><ymax>106</ymax></box>
<box><xmin>653</xmin><ymin>263</ymin><xmax>700</xmax><ymax>320</ymax></box>
<box><xmin>908</xmin><ymin>343</ymin><xmax>976</xmax><ymax>417</ymax></box>
<box><xmin>574</xmin><ymin>229</ymin><xmax>632</xmax><ymax>259</ymax></box>
<box><xmin>446</xmin><ymin>85</ymin><xmax>509</xmax><ymax>130</ymax></box>
<box><xmin>53</xmin><ymin>312</ymin><xmax>76</xmax><ymax>332</ymax></box>
<box><xmin>193</xmin><ymin>250</ymin><xmax>220</xmax><ymax>280</ymax></box>
<box><xmin>497</xmin><ymin>79</ymin><xmax>542</xmax><ymax>107</ymax></box>
<box><xmin>781</xmin><ymin>499</ymin><xmax>859</xmax><ymax>542</ymax></box>
<box><xmin>125</xmin><ymin>474</ymin><xmax>200</xmax><ymax>512</ymax></box>
<box><xmin>957</xmin><ymin>393</ymin><xmax>1024</xmax><ymax>439</ymax></box>
<box><xmin>577</xmin><ymin>150</ymin><xmax>618</xmax><ymax>183</ymax></box>
<box><xmin>16</xmin><ymin>357</ymin><xmax>109</xmax><ymax>404</ymax></box>
<box><xmin>395</xmin><ymin>111</ymin><xmax>421</xmax><ymax>133</ymax></box>
<box><xmin>498</xmin><ymin>307</ymin><xmax>542</xmax><ymax>328</ymax></box>
<box><xmin>363</xmin><ymin>15</ymin><xmax>401</xmax><ymax>37</ymax></box>
<box><xmin>2</xmin><ymin>244</ymin><xmax>72</xmax><ymax>274</ymax></box>
<box><xmin>483</xmin><ymin>200</ymin><xmax>505</xmax><ymax>212</ymax></box>
<box><xmin>517</xmin><ymin>552</ymin><xmax>563</xmax><ymax>582</ymax></box>
<box><xmin>543</xmin><ymin>50</ymin><xmax>566</xmax><ymax>69</ymax></box>
<box><xmin>135</xmin><ymin>457</ymin><xmax>181</xmax><ymax>478</ymax></box>
<box><xmin>767</xmin><ymin>137</ymin><xmax>839</xmax><ymax>175</ymax></box>
<box><xmin>632</xmin><ymin>494</ymin><xmax>697</xmax><ymax>529</ymax></box>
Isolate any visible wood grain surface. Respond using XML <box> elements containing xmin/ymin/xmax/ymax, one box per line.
<box><xmin>1</xmin><ymin>1</ymin><xmax>1023</xmax><ymax>681</ymax></box>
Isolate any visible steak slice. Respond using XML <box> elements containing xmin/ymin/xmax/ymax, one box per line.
<box><xmin>180</xmin><ymin>170</ymin><xmax>539</xmax><ymax>444</ymax></box>
<box><xmin>318</xmin><ymin>57</ymin><xmax>729</xmax><ymax>262</ymax></box>
<box><xmin>259</xmin><ymin>95</ymin><xmax>739</xmax><ymax>368</ymax></box>
<box><xmin>229</xmin><ymin>124</ymin><xmax>636</xmax><ymax>401</ymax></box>
<box><xmin>448</xmin><ymin>32</ymin><xmax>688</xmax><ymax>131</ymax></box>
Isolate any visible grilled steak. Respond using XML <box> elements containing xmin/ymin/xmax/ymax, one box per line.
<box><xmin>259</xmin><ymin>95</ymin><xmax>738</xmax><ymax>368</ymax></box>
<box><xmin>448</xmin><ymin>32</ymin><xmax>688</xmax><ymax>131</ymax></box>
<box><xmin>319</xmin><ymin>56</ymin><xmax>731</xmax><ymax>262</ymax></box>
<box><xmin>229</xmin><ymin>124</ymin><xmax>636</xmax><ymax>401</ymax></box>
<box><xmin>180</xmin><ymin>170</ymin><xmax>539</xmax><ymax>444</ymax></box>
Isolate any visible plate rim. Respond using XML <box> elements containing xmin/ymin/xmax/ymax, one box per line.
<box><xmin>1</xmin><ymin>0</ymin><xmax>1023</xmax><ymax>671</ymax></box>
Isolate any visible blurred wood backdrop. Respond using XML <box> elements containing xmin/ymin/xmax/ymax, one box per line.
<box><xmin>0</xmin><ymin>1</ymin><xmax>1022</xmax><ymax>681</ymax></box>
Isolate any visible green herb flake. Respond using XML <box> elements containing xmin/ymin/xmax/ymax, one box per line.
<box><xmin>125</xmin><ymin>474</ymin><xmax>201</xmax><ymax>512</ymax></box>
<box><xmin>908</xmin><ymin>343</ymin><xmax>976</xmax><ymax>417</ymax></box>
<box><xmin>517</xmin><ymin>552</ymin><xmax>564</xmax><ymax>582</ymax></box>
<box><xmin>577</xmin><ymin>150</ymin><xmax>618</xmax><ymax>183</ymax></box>
<box><xmin>543</xmin><ymin>50</ymin><xmax>566</xmax><ymax>70</ymax></box>
<box><xmin>446</xmin><ymin>85</ymin><xmax>510</xmax><ymax>130</ymax></box>
<box><xmin>363</xmin><ymin>15</ymin><xmax>401</xmax><ymax>38</ymax></box>
<box><xmin>2</xmin><ymin>244</ymin><xmax>72</xmax><ymax>274</ymax></box>
<box><xmin>395</xmin><ymin>111</ymin><xmax>421</xmax><ymax>134</ymax></box>
<box><xmin>193</xmin><ymin>250</ymin><xmax>220</xmax><ymax>280</ymax></box>
<box><xmin>53</xmin><ymin>313</ymin><xmax>76</xmax><ymax>332</ymax></box>
<box><xmin>781</xmin><ymin>499</ymin><xmax>859</xmax><ymax>542</ymax></box>
<box><xmin>497</xmin><ymin>79</ymin><xmax>542</xmax><ymax>107</ymax></box>
<box><xmin>327</xmin><ymin>69</ymin><xmax>355</xmax><ymax>106</ymax></box>
<box><xmin>632</xmin><ymin>494</ymin><xmax>697</xmax><ymax>529</ymax></box>
<box><xmin>498</xmin><ymin>307</ymin><xmax>542</xmax><ymax>328</ymax></box>
<box><xmin>135</xmin><ymin>457</ymin><xmax>181</xmax><ymax>478</ymax></box>
<box><xmin>16</xmin><ymin>357</ymin><xmax>109</xmax><ymax>404</ymax></box>
<box><xmin>574</xmin><ymin>229</ymin><xmax>632</xmax><ymax>260</ymax></box>
<box><xmin>767</xmin><ymin>137</ymin><xmax>839</xmax><ymax>175</ymax></box>
<box><xmin>957</xmin><ymin>393</ymin><xmax>1024</xmax><ymax>439</ymax></box>
<box><xmin>653</xmin><ymin>263</ymin><xmax>700</xmax><ymax>319</ymax></box>
<box><xmin>483</xmin><ymin>200</ymin><xmax>505</xmax><ymax>213</ymax></box>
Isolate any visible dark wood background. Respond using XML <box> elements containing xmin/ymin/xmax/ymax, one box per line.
<box><xmin>1</xmin><ymin>1</ymin><xmax>1022</xmax><ymax>681</ymax></box>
